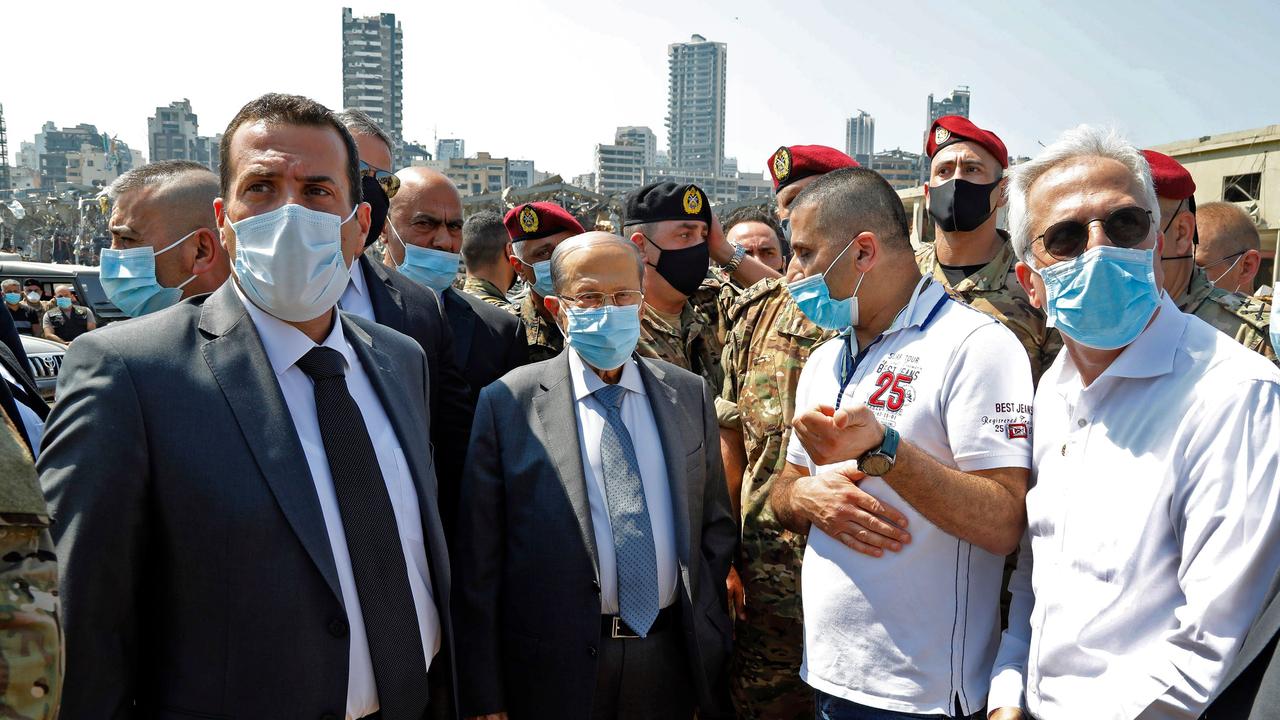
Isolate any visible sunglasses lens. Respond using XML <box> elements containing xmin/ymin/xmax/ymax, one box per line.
<box><xmin>1043</xmin><ymin>221</ymin><xmax>1087</xmax><ymax>259</ymax></box>
<box><xmin>1104</xmin><ymin>207</ymin><xmax>1151</xmax><ymax>248</ymax></box>
<box><xmin>381</xmin><ymin>174</ymin><xmax>400</xmax><ymax>199</ymax></box>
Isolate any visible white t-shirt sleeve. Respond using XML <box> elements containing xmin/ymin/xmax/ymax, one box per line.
<box><xmin>940</xmin><ymin>321</ymin><xmax>1034</xmax><ymax>473</ymax></box>
<box><xmin>785</xmin><ymin>350</ymin><xmax>820</xmax><ymax>473</ymax></box>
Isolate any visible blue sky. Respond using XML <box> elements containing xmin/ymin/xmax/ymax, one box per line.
<box><xmin>2</xmin><ymin>0</ymin><xmax>1275</xmax><ymax>178</ymax></box>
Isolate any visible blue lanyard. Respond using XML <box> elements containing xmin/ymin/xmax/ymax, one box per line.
<box><xmin>834</xmin><ymin>291</ymin><xmax>950</xmax><ymax>411</ymax></box>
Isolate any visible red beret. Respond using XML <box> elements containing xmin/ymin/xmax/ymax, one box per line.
<box><xmin>767</xmin><ymin>145</ymin><xmax>859</xmax><ymax>192</ymax></box>
<box><xmin>925</xmin><ymin>116</ymin><xmax>1008</xmax><ymax>169</ymax></box>
<box><xmin>503</xmin><ymin>202</ymin><xmax>585</xmax><ymax>242</ymax></box>
<box><xmin>1141</xmin><ymin>150</ymin><xmax>1196</xmax><ymax>201</ymax></box>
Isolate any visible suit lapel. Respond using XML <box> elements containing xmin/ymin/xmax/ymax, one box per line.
<box><xmin>198</xmin><ymin>285</ymin><xmax>343</xmax><ymax>603</ymax></box>
<box><xmin>444</xmin><ymin>289</ymin><xmax>476</xmax><ymax>367</ymax></box>
<box><xmin>637</xmin><ymin>357</ymin><xmax>698</xmax><ymax>598</ymax></box>
<box><xmin>361</xmin><ymin>255</ymin><xmax>407</xmax><ymax>335</ymax></box>
<box><xmin>532</xmin><ymin>352</ymin><xmax>600</xmax><ymax>577</ymax></box>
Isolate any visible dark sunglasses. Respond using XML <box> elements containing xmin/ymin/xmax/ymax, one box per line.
<box><xmin>1033</xmin><ymin>205</ymin><xmax>1153</xmax><ymax>260</ymax></box>
<box><xmin>359</xmin><ymin>159</ymin><xmax>400</xmax><ymax>199</ymax></box>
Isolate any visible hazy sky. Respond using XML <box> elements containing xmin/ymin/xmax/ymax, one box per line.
<box><xmin>3</xmin><ymin>0</ymin><xmax>1276</xmax><ymax>179</ymax></box>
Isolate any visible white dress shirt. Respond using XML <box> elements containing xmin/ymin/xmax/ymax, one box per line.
<box><xmin>238</xmin><ymin>287</ymin><xmax>440</xmax><ymax>720</ymax></box>
<box><xmin>785</xmin><ymin>277</ymin><xmax>1034</xmax><ymax>715</ymax></box>
<box><xmin>338</xmin><ymin>259</ymin><xmax>376</xmax><ymax>322</ymax></box>
<box><xmin>568</xmin><ymin>347</ymin><xmax>679</xmax><ymax>614</ymax></box>
<box><xmin>989</xmin><ymin>293</ymin><xmax>1280</xmax><ymax>719</ymax></box>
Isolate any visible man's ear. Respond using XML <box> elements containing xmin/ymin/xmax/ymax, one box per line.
<box><xmin>543</xmin><ymin>294</ymin><xmax>560</xmax><ymax>317</ymax></box>
<box><xmin>1015</xmin><ymin>260</ymin><xmax>1043</xmax><ymax>309</ymax></box>
<box><xmin>1172</xmin><ymin>211</ymin><xmax>1197</xmax><ymax>255</ymax></box>
<box><xmin>995</xmin><ymin>176</ymin><xmax>1010</xmax><ymax>209</ymax></box>
<box><xmin>1240</xmin><ymin>249</ymin><xmax>1263</xmax><ymax>289</ymax></box>
<box><xmin>190</xmin><ymin>228</ymin><xmax>220</xmax><ymax>275</ymax></box>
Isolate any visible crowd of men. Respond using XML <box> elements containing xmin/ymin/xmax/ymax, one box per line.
<box><xmin>0</xmin><ymin>91</ymin><xmax>1275</xmax><ymax>720</ymax></box>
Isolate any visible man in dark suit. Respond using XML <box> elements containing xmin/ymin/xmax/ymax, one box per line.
<box><xmin>383</xmin><ymin>167</ymin><xmax>527</xmax><ymax>401</ymax></box>
<box><xmin>39</xmin><ymin>93</ymin><xmax>452</xmax><ymax>720</ymax></box>
<box><xmin>456</xmin><ymin>232</ymin><xmax>736</xmax><ymax>720</ymax></box>
<box><xmin>337</xmin><ymin>108</ymin><xmax>475</xmax><ymax>526</ymax></box>
<box><xmin>1202</xmin><ymin>582</ymin><xmax>1280</xmax><ymax>719</ymax></box>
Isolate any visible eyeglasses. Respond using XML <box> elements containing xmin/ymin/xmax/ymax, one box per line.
<box><xmin>558</xmin><ymin>290</ymin><xmax>644</xmax><ymax>309</ymax></box>
<box><xmin>1033</xmin><ymin>205</ymin><xmax>1153</xmax><ymax>260</ymax></box>
<box><xmin>359</xmin><ymin>159</ymin><xmax>400</xmax><ymax>199</ymax></box>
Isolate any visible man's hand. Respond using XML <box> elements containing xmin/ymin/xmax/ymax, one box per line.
<box><xmin>988</xmin><ymin>708</ymin><xmax>1024</xmax><ymax>720</ymax></box>
<box><xmin>792</xmin><ymin>462</ymin><xmax>910</xmax><ymax>557</ymax></box>
<box><xmin>726</xmin><ymin>565</ymin><xmax>746</xmax><ymax>622</ymax></box>
<box><xmin>793</xmin><ymin>404</ymin><xmax>885</xmax><ymax>466</ymax></box>
<box><xmin>707</xmin><ymin>210</ymin><xmax>735</xmax><ymax>265</ymax></box>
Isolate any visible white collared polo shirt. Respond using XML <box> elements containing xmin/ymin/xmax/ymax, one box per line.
<box><xmin>786</xmin><ymin>277</ymin><xmax>1034</xmax><ymax>715</ymax></box>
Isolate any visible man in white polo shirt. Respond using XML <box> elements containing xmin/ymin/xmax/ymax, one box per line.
<box><xmin>769</xmin><ymin>167</ymin><xmax>1034</xmax><ymax>719</ymax></box>
<box><xmin>986</xmin><ymin>126</ymin><xmax>1280</xmax><ymax>719</ymax></box>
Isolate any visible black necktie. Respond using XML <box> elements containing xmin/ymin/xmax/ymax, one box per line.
<box><xmin>296</xmin><ymin>346</ymin><xmax>429</xmax><ymax>720</ymax></box>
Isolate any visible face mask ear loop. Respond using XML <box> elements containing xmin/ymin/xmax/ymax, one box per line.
<box><xmin>156</xmin><ymin>228</ymin><xmax>199</xmax><ymax>257</ymax></box>
<box><xmin>822</xmin><ymin>238</ymin><xmax>857</xmax><ymax>279</ymax></box>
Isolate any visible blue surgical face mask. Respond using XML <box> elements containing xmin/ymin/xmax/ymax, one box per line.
<box><xmin>229</xmin><ymin>203</ymin><xmax>357</xmax><ymax>323</ymax></box>
<box><xmin>99</xmin><ymin>230</ymin><xmax>200</xmax><ymax>317</ymax></box>
<box><xmin>788</xmin><ymin>239</ymin><xmax>864</xmax><ymax>331</ymax></box>
<box><xmin>3</xmin><ymin>293</ymin><xmax>19</xmax><ymax>305</ymax></box>
<box><xmin>55</xmin><ymin>297</ymin><xmax>72</xmax><ymax>310</ymax></box>
<box><xmin>563</xmin><ymin>303</ymin><xmax>642</xmax><ymax>371</ymax></box>
<box><xmin>1037</xmin><ymin>245</ymin><xmax>1160</xmax><ymax>350</ymax></box>
<box><xmin>518</xmin><ymin>254</ymin><xmax>555</xmax><ymax>297</ymax></box>
<box><xmin>389</xmin><ymin>222</ymin><xmax>460</xmax><ymax>292</ymax></box>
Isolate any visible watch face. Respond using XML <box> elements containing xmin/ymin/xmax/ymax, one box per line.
<box><xmin>861</xmin><ymin>454</ymin><xmax>892</xmax><ymax>477</ymax></box>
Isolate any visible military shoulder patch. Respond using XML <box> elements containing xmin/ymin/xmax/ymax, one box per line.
<box><xmin>519</xmin><ymin>205</ymin><xmax>539</xmax><ymax>234</ymax></box>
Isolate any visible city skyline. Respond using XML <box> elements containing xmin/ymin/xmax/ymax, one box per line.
<box><xmin>3</xmin><ymin>0</ymin><xmax>1278</xmax><ymax>182</ymax></box>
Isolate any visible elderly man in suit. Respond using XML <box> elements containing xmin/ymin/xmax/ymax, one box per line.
<box><xmin>39</xmin><ymin>93</ymin><xmax>452</xmax><ymax>720</ymax></box>
<box><xmin>455</xmin><ymin>232</ymin><xmax>736</xmax><ymax>720</ymax></box>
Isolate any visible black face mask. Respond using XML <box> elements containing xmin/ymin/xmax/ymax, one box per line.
<box><xmin>927</xmin><ymin>177</ymin><xmax>1000</xmax><ymax>233</ymax></box>
<box><xmin>361</xmin><ymin>175</ymin><xmax>390</xmax><ymax>248</ymax></box>
<box><xmin>645</xmin><ymin>236</ymin><xmax>710</xmax><ymax>297</ymax></box>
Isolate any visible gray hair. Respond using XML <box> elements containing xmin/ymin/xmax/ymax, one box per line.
<box><xmin>550</xmin><ymin>233</ymin><xmax>645</xmax><ymax>295</ymax></box>
<box><xmin>0</xmin><ymin>279</ymin><xmax>18</xmax><ymax>290</ymax></box>
<box><xmin>54</xmin><ymin>284</ymin><xmax>73</xmax><ymax>294</ymax></box>
<box><xmin>1008</xmin><ymin>125</ymin><xmax>1158</xmax><ymax>265</ymax></box>
<box><xmin>335</xmin><ymin>108</ymin><xmax>393</xmax><ymax>157</ymax></box>
<box><xmin>106</xmin><ymin>160</ymin><xmax>216</xmax><ymax>201</ymax></box>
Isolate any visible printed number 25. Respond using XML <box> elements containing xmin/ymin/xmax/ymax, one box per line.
<box><xmin>868</xmin><ymin>372</ymin><xmax>912</xmax><ymax>412</ymax></box>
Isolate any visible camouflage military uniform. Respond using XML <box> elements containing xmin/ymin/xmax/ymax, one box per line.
<box><xmin>0</xmin><ymin>416</ymin><xmax>60</xmax><ymax>719</ymax></box>
<box><xmin>636</xmin><ymin>301</ymin><xmax>724</xmax><ymax>395</ymax></box>
<box><xmin>916</xmin><ymin>238</ymin><xmax>1062</xmax><ymax>384</ymax></box>
<box><xmin>689</xmin><ymin>266</ymin><xmax>738</xmax><ymax>348</ymax></box>
<box><xmin>517</xmin><ymin>291</ymin><xmax>563</xmax><ymax>363</ymax></box>
<box><xmin>461</xmin><ymin>276</ymin><xmax>517</xmax><ymax>314</ymax></box>
<box><xmin>717</xmin><ymin>278</ymin><xmax>832</xmax><ymax>720</ymax></box>
<box><xmin>1177</xmin><ymin>266</ymin><xmax>1277</xmax><ymax>366</ymax></box>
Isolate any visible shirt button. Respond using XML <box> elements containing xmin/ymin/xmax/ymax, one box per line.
<box><xmin>1077</xmin><ymin>418</ymin><xmax>1087</xmax><ymax>427</ymax></box>
<box><xmin>328</xmin><ymin>618</ymin><xmax>349</xmax><ymax>638</ymax></box>
<box><xmin>588</xmin><ymin>645</ymin><xmax>598</xmax><ymax>658</ymax></box>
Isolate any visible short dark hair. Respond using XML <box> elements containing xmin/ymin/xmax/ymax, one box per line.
<box><xmin>107</xmin><ymin>160</ymin><xmax>215</xmax><ymax>199</ymax></box>
<box><xmin>723</xmin><ymin>206</ymin><xmax>788</xmax><ymax>255</ymax></box>
<box><xmin>460</xmin><ymin>211</ymin><xmax>510</xmax><ymax>270</ymax></box>
<box><xmin>791</xmin><ymin>168</ymin><xmax>911</xmax><ymax>252</ymax></box>
<box><xmin>219</xmin><ymin>93</ymin><xmax>361</xmax><ymax>207</ymax></box>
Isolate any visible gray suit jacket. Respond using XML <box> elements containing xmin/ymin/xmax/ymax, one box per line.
<box><xmin>38</xmin><ymin>283</ymin><xmax>454</xmax><ymax>719</ymax></box>
<box><xmin>455</xmin><ymin>350</ymin><xmax>736</xmax><ymax>720</ymax></box>
<box><xmin>1202</xmin><ymin>576</ymin><xmax>1280</xmax><ymax>719</ymax></box>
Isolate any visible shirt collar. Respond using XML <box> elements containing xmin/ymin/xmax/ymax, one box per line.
<box><xmin>1051</xmin><ymin>292</ymin><xmax>1185</xmax><ymax>393</ymax></box>
<box><xmin>346</xmin><ymin>257</ymin><xmax>368</xmax><ymax>297</ymax></box>
<box><xmin>234</xmin><ymin>282</ymin><xmax>355</xmax><ymax>378</ymax></box>
<box><xmin>568</xmin><ymin>346</ymin><xmax>647</xmax><ymax>402</ymax></box>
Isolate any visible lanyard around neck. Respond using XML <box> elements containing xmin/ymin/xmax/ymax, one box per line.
<box><xmin>835</xmin><ymin>281</ymin><xmax>948</xmax><ymax>411</ymax></box>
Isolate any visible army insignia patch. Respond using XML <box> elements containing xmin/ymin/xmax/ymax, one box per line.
<box><xmin>519</xmin><ymin>205</ymin><xmax>539</xmax><ymax>233</ymax></box>
<box><xmin>934</xmin><ymin>126</ymin><xmax>951</xmax><ymax>145</ymax></box>
<box><xmin>683</xmin><ymin>187</ymin><xmax>704</xmax><ymax>215</ymax></box>
<box><xmin>772</xmin><ymin>146</ymin><xmax>792</xmax><ymax>181</ymax></box>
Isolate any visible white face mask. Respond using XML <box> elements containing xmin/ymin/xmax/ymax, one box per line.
<box><xmin>227</xmin><ymin>203</ymin><xmax>357</xmax><ymax>322</ymax></box>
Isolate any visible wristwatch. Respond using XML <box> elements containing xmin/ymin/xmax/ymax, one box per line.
<box><xmin>858</xmin><ymin>425</ymin><xmax>899</xmax><ymax>477</ymax></box>
<box><xmin>721</xmin><ymin>243</ymin><xmax>747</xmax><ymax>274</ymax></box>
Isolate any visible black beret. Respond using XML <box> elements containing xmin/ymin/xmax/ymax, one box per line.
<box><xmin>622</xmin><ymin>181</ymin><xmax>712</xmax><ymax>228</ymax></box>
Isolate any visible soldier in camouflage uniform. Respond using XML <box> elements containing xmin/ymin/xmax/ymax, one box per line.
<box><xmin>502</xmin><ymin>202</ymin><xmax>585</xmax><ymax>363</ymax></box>
<box><xmin>920</xmin><ymin>116</ymin><xmax>1061</xmax><ymax>385</ymax></box>
<box><xmin>715</xmin><ymin>144</ymin><xmax>858</xmax><ymax>720</ymax></box>
<box><xmin>0</xmin><ymin>413</ymin><xmax>60</xmax><ymax>720</ymax></box>
<box><xmin>1143</xmin><ymin>150</ymin><xmax>1279</xmax><ymax>366</ymax></box>
<box><xmin>636</xmin><ymin>300</ymin><xmax>724</xmax><ymax>397</ymax></box>
<box><xmin>460</xmin><ymin>210</ymin><xmax>519</xmax><ymax>314</ymax></box>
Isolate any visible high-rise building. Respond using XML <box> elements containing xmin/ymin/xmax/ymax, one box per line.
<box><xmin>342</xmin><ymin>7</ymin><xmax>403</xmax><ymax>164</ymax></box>
<box><xmin>0</xmin><ymin>103</ymin><xmax>10</xmax><ymax>197</ymax></box>
<box><xmin>922</xmin><ymin>86</ymin><xmax>971</xmax><ymax>180</ymax></box>
<box><xmin>147</xmin><ymin>99</ymin><xmax>222</xmax><ymax>172</ymax></box>
<box><xmin>615</xmin><ymin>126</ymin><xmax>657</xmax><ymax>167</ymax></box>
<box><xmin>436</xmin><ymin>138</ymin><xmax>465</xmax><ymax>162</ymax></box>
<box><xmin>846</xmin><ymin>110</ymin><xmax>875</xmax><ymax>167</ymax></box>
<box><xmin>665</xmin><ymin>34</ymin><xmax>727</xmax><ymax>175</ymax></box>
<box><xmin>594</xmin><ymin>126</ymin><xmax>657</xmax><ymax>195</ymax></box>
